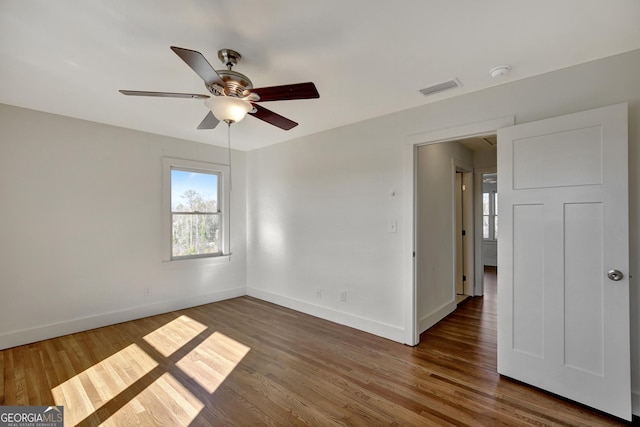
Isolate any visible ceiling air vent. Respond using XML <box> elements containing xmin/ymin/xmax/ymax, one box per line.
<box><xmin>419</xmin><ymin>78</ymin><xmax>462</xmax><ymax>97</ymax></box>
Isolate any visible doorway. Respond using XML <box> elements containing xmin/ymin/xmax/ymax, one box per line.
<box><xmin>402</xmin><ymin>115</ymin><xmax>514</xmax><ymax>346</ymax></box>
<box><xmin>474</xmin><ymin>169</ymin><xmax>498</xmax><ymax>297</ymax></box>
<box><xmin>414</xmin><ymin>133</ymin><xmax>497</xmax><ymax>336</ymax></box>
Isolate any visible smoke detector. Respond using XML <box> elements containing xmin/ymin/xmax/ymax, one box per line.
<box><xmin>489</xmin><ymin>65</ymin><xmax>511</xmax><ymax>79</ymax></box>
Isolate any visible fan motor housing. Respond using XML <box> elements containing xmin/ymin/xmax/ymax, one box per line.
<box><xmin>206</xmin><ymin>48</ymin><xmax>254</xmax><ymax>97</ymax></box>
<box><xmin>213</xmin><ymin>69</ymin><xmax>253</xmax><ymax>97</ymax></box>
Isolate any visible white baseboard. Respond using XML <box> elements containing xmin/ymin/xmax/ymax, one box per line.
<box><xmin>246</xmin><ymin>287</ymin><xmax>405</xmax><ymax>343</ymax></box>
<box><xmin>0</xmin><ymin>287</ymin><xmax>245</xmax><ymax>350</ymax></box>
<box><xmin>633</xmin><ymin>389</ymin><xmax>639</xmax><ymax>416</ymax></box>
<box><xmin>418</xmin><ymin>300</ymin><xmax>457</xmax><ymax>334</ymax></box>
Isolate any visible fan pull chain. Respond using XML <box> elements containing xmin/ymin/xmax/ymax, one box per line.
<box><xmin>227</xmin><ymin>122</ymin><xmax>232</xmax><ymax>191</ymax></box>
<box><xmin>226</xmin><ymin>122</ymin><xmax>232</xmax><ymax>256</ymax></box>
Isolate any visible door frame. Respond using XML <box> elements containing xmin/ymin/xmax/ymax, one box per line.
<box><xmin>455</xmin><ymin>166</ymin><xmax>475</xmax><ymax>296</ymax></box>
<box><xmin>403</xmin><ymin>116</ymin><xmax>514</xmax><ymax>345</ymax></box>
<box><xmin>455</xmin><ymin>170</ymin><xmax>464</xmax><ymax>295</ymax></box>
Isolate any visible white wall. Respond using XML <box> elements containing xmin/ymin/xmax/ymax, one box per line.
<box><xmin>482</xmin><ymin>241</ymin><xmax>497</xmax><ymax>267</ymax></box>
<box><xmin>415</xmin><ymin>141</ymin><xmax>473</xmax><ymax>332</ymax></box>
<box><xmin>473</xmin><ymin>150</ymin><xmax>497</xmax><ymax>169</ymax></box>
<box><xmin>246</xmin><ymin>48</ymin><xmax>640</xmax><ymax>414</ymax></box>
<box><xmin>246</xmin><ymin>124</ymin><xmax>406</xmax><ymax>341</ymax></box>
<box><xmin>0</xmin><ymin>105</ymin><xmax>247</xmax><ymax>349</ymax></box>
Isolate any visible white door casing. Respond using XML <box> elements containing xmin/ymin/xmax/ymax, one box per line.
<box><xmin>455</xmin><ymin>171</ymin><xmax>464</xmax><ymax>295</ymax></box>
<box><xmin>405</xmin><ymin>116</ymin><xmax>514</xmax><ymax>345</ymax></box>
<box><xmin>497</xmin><ymin>103</ymin><xmax>631</xmax><ymax>420</ymax></box>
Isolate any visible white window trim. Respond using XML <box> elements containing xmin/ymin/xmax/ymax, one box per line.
<box><xmin>483</xmin><ymin>189</ymin><xmax>498</xmax><ymax>241</ymax></box>
<box><xmin>162</xmin><ymin>157</ymin><xmax>230</xmax><ymax>264</ymax></box>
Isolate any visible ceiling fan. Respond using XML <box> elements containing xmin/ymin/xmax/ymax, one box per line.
<box><xmin>120</xmin><ymin>46</ymin><xmax>319</xmax><ymax>130</ymax></box>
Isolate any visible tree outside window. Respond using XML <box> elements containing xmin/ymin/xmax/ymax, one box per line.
<box><xmin>171</xmin><ymin>169</ymin><xmax>221</xmax><ymax>259</ymax></box>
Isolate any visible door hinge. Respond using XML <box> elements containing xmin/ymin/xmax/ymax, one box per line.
<box><xmin>413</xmin><ymin>251</ymin><xmax>416</xmax><ymax>257</ymax></box>
<box><xmin>462</xmin><ymin>230</ymin><xmax>466</xmax><ymax>236</ymax></box>
<box><xmin>463</xmin><ymin>275</ymin><xmax>467</xmax><ymax>282</ymax></box>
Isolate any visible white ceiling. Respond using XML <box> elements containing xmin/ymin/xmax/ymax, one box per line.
<box><xmin>1</xmin><ymin>1</ymin><xmax>639</xmax><ymax>151</ymax></box>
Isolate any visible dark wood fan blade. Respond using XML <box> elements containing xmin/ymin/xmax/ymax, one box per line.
<box><xmin>119</xmin><ymin>90</ymin><xmax>209</xmax><ymax>99</ymax></box>
<box><xmin>249</xmin><ymin>104</ymin><xmax>298</xmax><ymax>130</ymax></box>
<box><xmin>197</xmin><ymin>111</ymin><xmax>220</xmax><ymax>130</ymax></box>
<box><xmin>248</xmin><ymin>82</ymin><xmax>319</xmax><ymax>102</ymax></box>
<box><xmin>170</xmin><ymin>46</ymin><xmax>224</xmax><ymax>86</ymax></box>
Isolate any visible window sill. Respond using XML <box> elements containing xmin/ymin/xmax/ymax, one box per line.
<box><xmin>162</xmin><ymin>254</ymin><xmax>231</xmax><ymax>269</ymax></box>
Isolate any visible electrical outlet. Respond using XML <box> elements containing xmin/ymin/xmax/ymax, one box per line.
<box><xmin>316</xmin><ymin>288</ymin><xmax>322</xmax><ymax>298</ymax></box>
<box><xmin>340</xmin><ymin>291</ymin><xmax>347</xmax><ymax>302</ymax></box>
<box><xmin>389</xmin><ymin>220</ymin><xmax>398</xmax><ymax>233</ymax></box>
<box><xmin>144</xmin><ymin>287</ymin><xmax>152</xmax><ymax>297</ymax></box>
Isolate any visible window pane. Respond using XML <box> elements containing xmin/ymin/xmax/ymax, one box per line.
<box><xmin>494</xmin><ymin>216</ymin><xmax>499</xmax><ymax>239</ymax></box>
<box><xmin>483</xmin><ymin>215</ymin><xmax>489</xmax><ymax>239</ymax></box>
<box><xmin>494</xmin><ymin>192</ymin><xmax>498</xmax><ymax>215</ymax></box>
<box><xmin>172</xmin><ymin>214</ymin><xmax>220</xmax><ymax>257</ymax></box>
<box><xmin>483</xmin><ymin>193</ymin><xmax>490</xmax><ymax>215</ymax></box>
<box><xmin>171</xmin><ymin>170</ymin><xmax>218</xmax><ymax>213</ymax></box>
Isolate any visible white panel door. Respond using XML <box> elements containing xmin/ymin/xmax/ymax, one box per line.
<box><xmin>497</xmin><ymin>103</ymin><xmax>631</xmax><ymax>420</ymax></box>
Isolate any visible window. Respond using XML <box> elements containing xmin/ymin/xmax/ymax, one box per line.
<box><xmin>163</xmin><ymin>158</ymin><xmax>229</xmax><ymax>262</ymax></box>
<box><xmin>171</xmin><ymin>169</ymin><xmax>220</xmax><ymax>258</ymax></box>
<box><xmin>482</xmin><ymin>173</ymin><xmax>498</xmax><ymax>240</ymax></box>
<box><xmin>482</xmin><ymin>191</ymin><xmax>498</xmax><ymax>240</ymax></box>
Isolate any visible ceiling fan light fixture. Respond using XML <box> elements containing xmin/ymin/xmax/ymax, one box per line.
<box><xmin>204</xmin><ymin>96</ymin><xmax>252</xmax><ymax>124</ymax></box>
<box><xmin>122</xmin><ymin>46</ymin><xmax>319</xmax><ymax>130</ymax></box>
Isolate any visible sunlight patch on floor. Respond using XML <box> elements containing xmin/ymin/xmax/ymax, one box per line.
<box><xmin>100</xmin><ymin>372</ymin><xmax>205</xmax><ymax>426</ymax></box>
<box><xmin>143</xmin><ymin>315</ymin><xmax>207</xmax><ymax>357</ymax></box>
<box><xmin>51</xmin><ymin>343</ymin><xmax>158</xmax><ymax>426</ymax></box>
<box><xmin>50</xmin><ymin>317</ymin><xmax>251</xmax><ymax>426</ymax></box>
<box><xmin>176</xmin><ymin>331</ymin><xmax>251</xmax><ymax>394</ymax></box>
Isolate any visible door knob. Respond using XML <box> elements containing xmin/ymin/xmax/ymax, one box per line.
<box><xmin>607</xmin><ymin>269</ymin><xmax>624</xmax><ymax>281</ymax></box>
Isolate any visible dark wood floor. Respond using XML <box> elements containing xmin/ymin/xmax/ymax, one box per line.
<box><xmin>0</xmin><ymin>268</ymin><xmax>633</xmax><ymax>426</ymax></box>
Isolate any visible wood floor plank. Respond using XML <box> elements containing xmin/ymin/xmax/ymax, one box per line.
<box><xmin>0</xmin><ymin>350</ymin><xmax>3</xmax><ymax>404</ymax></box>
<box><xmin>0</xmin><ymin>268</ymin><xmax>633</xmax><ymax>426</ymax></box>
